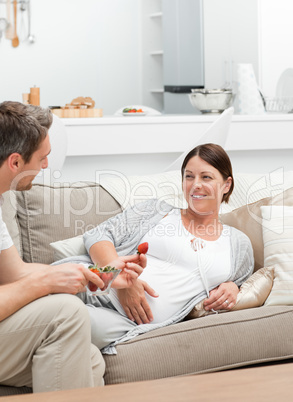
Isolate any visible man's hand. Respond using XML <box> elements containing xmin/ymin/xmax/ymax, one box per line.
<box><xmin>40</xmin><ymin>263</ymin><xmax>105</xmax><ymax>295</ymax></box>
<box><xmin>203</xmin><ymin>281</ymin><xmax>239</xmax><ymax>311</ymax></box>
<box><xmin>117</xmin><ymin>279</ymin><xmax>159</xmax><ymax>324</ymax></box>
<box><xmin>47</xmin><ymin>253</ymin><xmax>146</xmax><ymax>295</ymax></box>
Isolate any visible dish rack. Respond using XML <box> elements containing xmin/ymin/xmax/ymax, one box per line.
<box><xmin>265</xmin><ymin>97</ymin><xmax>293</xmax><ymax>113</ymax></box>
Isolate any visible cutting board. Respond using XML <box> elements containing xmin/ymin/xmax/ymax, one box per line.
<box><xmin>51</xmin><ymin>108</ymin><xmax>103</xmax><ymax>118</ymax></box>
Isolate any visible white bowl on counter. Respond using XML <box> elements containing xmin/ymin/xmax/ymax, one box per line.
<box><xmin>189</xmin><ymin>89</ymin><xmax>234</xmax><ymax>114</ymax></box>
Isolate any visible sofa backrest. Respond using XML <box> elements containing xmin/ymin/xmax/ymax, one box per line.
<box><xmin>2</xmin><ymin>183</ymin><xmax>122</xmax><ymax>264</ymax></box>
<box><xmin>2</xmin><ymin>174</ymin><xmax>293</xmax><ymax>270</ymax></box>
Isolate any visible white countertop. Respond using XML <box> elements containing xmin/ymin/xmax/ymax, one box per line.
<box><xmin>62</xmin><ymin>113</ymin><xmax>293</xmax><ymax>126</ymax></box>
<box><xmin>60</xmin><ymin>113</ymin><xmax>293</xmax><ymax>156</ymax></box>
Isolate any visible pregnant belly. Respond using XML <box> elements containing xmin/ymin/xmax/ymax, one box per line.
<box><xmin>140</xmin><ymin>268</ymin><xmax>200</xmax><ymax>324</ymax></box>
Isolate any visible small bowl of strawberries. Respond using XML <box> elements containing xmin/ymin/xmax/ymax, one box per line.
<box><xmin>87</xmin><ymin>265</ymin><xmax>121</xmax><ymax>296</ymax></box>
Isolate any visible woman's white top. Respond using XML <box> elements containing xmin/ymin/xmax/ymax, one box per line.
<box><xmin>108</xmin><ymin>209</ymin><xmax>231</xmax><ymax>324</ymax></box>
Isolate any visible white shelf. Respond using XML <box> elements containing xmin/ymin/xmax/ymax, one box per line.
<box><xmin>150</xmin><ymin>50</ymin><xmax>163</xmax><ymax>56</ymax></box>
<box><xmin>150</xmin><ymin>89</ymin><xmax>164</xmax><ymax>93</ymax></box>
<box><xmin>149</xmin><ymin>12</ymin><xmax>163</xmax><ymax>18</ymax></box>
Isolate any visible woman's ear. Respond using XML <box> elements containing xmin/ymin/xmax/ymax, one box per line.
<box><xmin>223</xmin><ymin>177</ymin><xmax>232</xmax><ymax>194</ymax></box>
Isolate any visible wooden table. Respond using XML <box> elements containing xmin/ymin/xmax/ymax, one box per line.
<box><xmin>2</xmin><ymin>363</ymin><xmax>293</xmax><ymax>402</ymax></box>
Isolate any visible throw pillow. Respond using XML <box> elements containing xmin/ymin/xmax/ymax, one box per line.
<box><xmin>16</xmin><ymin>182</ymin><xmax>122</xmax><ymax>264</ymax></box>
<box><xmin>221</xmin><ymin>187</ymin><xmax>293</xmax><ymax>271</ymax></box>
<box><xmin>262</xmin><ymin>205</ymin><xmax>293</xmax><ymax>305</ymax></box>
<box><xmin>185</xmin><ymin>266</ymin><xmax>274</xmax><ymax>320</ymax></box>
<box><xmin>50</xmin><ymin>235</ymin><xmax>86</xmax><ymax>261</ymax></box>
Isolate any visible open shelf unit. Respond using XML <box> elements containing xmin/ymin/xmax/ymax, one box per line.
<box><xmin>141</xmin><ymin>0</ymin><xmax>164</xmax><ymax>112</ymax></box>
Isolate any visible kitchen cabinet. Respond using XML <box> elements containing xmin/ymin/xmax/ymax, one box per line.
<box><xmin>141</xmin><ymin>0</ymin><xmax>204</xmax><ymax>114</ymax></box>
<box><xmin>162</xmin><ymin>0</ymin><xmax>204</xmax><ymax>114</ymax></box>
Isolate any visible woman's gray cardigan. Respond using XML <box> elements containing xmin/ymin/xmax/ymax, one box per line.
<box><xmin>83</xmin><ymin>199</ymin><xmax>254</xmax><ymax>354</ymax></box>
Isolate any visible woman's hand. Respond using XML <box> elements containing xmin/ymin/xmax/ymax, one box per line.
<box><xmin>111</xmin><ymin>253</ymin><xmax>147</xmax><ymax>289</ymax></box>
<box><xmin>117</xmin><ymin>279</ymin><xmax>159</xmax><ymax>324</ymax></box>
<box><xmin>203</xmin><ymin>281</ymin><xmax>239</xmax><ymax>311</ymax></box>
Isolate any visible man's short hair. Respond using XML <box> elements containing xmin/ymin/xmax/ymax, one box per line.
<box><xmin>0</xmin><ymin>101</ymin><xmax>53</xmax><ymax>167</ymax></box>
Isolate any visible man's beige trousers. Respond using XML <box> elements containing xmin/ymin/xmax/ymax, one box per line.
<box><xmin>0</xmin><ymin>293</ymin><xmax>105</xmax><ymax>392</ymax></box>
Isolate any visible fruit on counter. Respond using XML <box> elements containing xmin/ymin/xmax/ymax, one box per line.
<box><xmin>137</xmin><ymin>242</ymin><xmax>149</xmax><ymax>255</ymax></box>
<box><xmin>88</xmin><ymin>265</ymin><xmax>120</xmax><ymax>292</ymax></box>
<box><xmin>123</xmin><ymin>108</ymin><xmax>144</xmax><ymax>113</ymax></box>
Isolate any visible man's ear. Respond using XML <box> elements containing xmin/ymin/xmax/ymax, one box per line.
<box><xmin>223</xmin><ymin>177</ymin><xmax>232</xmax><ymax>194</ymax></box>
<box><xmin>7</xmin><ymin>153</ymin><xmax>24</xmax><ymax>172</ymax></box>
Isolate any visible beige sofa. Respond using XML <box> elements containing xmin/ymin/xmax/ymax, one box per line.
<box><xmin>1</xmin><ymin>176</ymin><xmax>293</xmax><ymax>396</ymax></box>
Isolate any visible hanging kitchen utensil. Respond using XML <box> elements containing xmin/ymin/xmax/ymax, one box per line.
<box><xmin>5</xmin><ymin>0</ymin><xmax>14</xmax><ymax>39</ymax></box>
<box><xmin>0</xmin><ymin>18</ymin><xmax>8</xmax><ymax>41</ymax></box>
<box><xmin>26</xmin><ymin>0</ymin><xmax>35</xmax><ymax>43</ymax></box>
<box><xmin>12</xmin><ymin>0</ymin><xmax>19</xmax><ymax>47</ymax></box>
<box><xmin>19</xmin><ymin>0</ymin><xmax>27</xmax><ymax>41</ymax></box>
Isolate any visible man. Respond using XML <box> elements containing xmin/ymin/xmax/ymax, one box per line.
<box><xmin>0</xmin><ymin>101</ymin><xmax>143</xmax><ymax>393</ymax></box>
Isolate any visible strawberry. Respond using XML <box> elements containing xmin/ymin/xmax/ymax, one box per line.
<box><xmin>88</xmin><ymin>281</ymin><xmax>98</xmax><ymax>292</ymax></box>
<box><xmin>137</xmin><ymin>242</ymin><xmax>149</xmax><ymax>255</ymax></box>
<box><xmin>88</xmin><ymin>267</ymin><xmax>101</xmax><ymax>292</ymax></box>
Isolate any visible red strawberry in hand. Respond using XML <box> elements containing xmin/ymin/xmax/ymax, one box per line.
<box><xmin>137</xmin><ymin>242</ymin><xmax>149</xmax><ymax>255</ymax></box>
<box><xmin>88</xmin><ymin>267</ymin><xmax>101</xmax><ymax>292</ymax></box>
<box><xmin>88</xmin><ymin>281</ymin><xmax>98</xmax><ymax>292</ymax></box>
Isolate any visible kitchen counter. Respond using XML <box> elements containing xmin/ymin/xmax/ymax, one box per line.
<box><xmin>61</xmin><ymin>113</ymin><xmax>293</xmax><ymax>157</ymax></box>
<box><xmin>52</xmin><ymin>113</ymin><xmax>293</xmax><ymax>182</ymax></box>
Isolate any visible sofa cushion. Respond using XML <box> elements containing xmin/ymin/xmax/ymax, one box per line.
<box><xmin>1</xmin><ymin>191</ymin><xmax>22</xmax><ymax>258</ymax></box>
<box><xmin>15</xmin><ymin>183</ymin><xmax>122</xmax><ymax>264</ymax></box>
<box><xmin>262</xmin><ymin>206</ymin><xmax>293</xmax><ymax>306</ymax></box>
<box><xmin>186</xmin><ymin>266</ymin><xmax>274</xmax><ymax>319</ymax></box>
<box><xmin>103</xmin><ymin>306</ymin><xmax>293</xmax><ymax>384</ymax></box>
<box><xmin>220</xmin><ymin>187</ymin><xmax>293</xmax><ymax>271</ymax></box>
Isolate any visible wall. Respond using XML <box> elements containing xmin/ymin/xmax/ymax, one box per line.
<box><xmin>0</xmin><ymin>0</ymin><xmax>293</xmax><ymax>115</ymax></box>
<box><xmin>0</xmin><ymin>0</ymin><xmax>142</xmax><ymax>114</ymax></box>
<box><xmin>259</xmin><ymin>0</ymin><xmax>293</xmax><ymax>97</ymax></box>
<box><xmin>2</xmin><ymin>0</ymin><xmax>292</xmax><ymax>113</ymax></box>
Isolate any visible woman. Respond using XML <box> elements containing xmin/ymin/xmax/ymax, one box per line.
<box><xmin>80</xmin><ymin>143</ymin><xmax>254</xmax><ymax>351</ymax></box>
